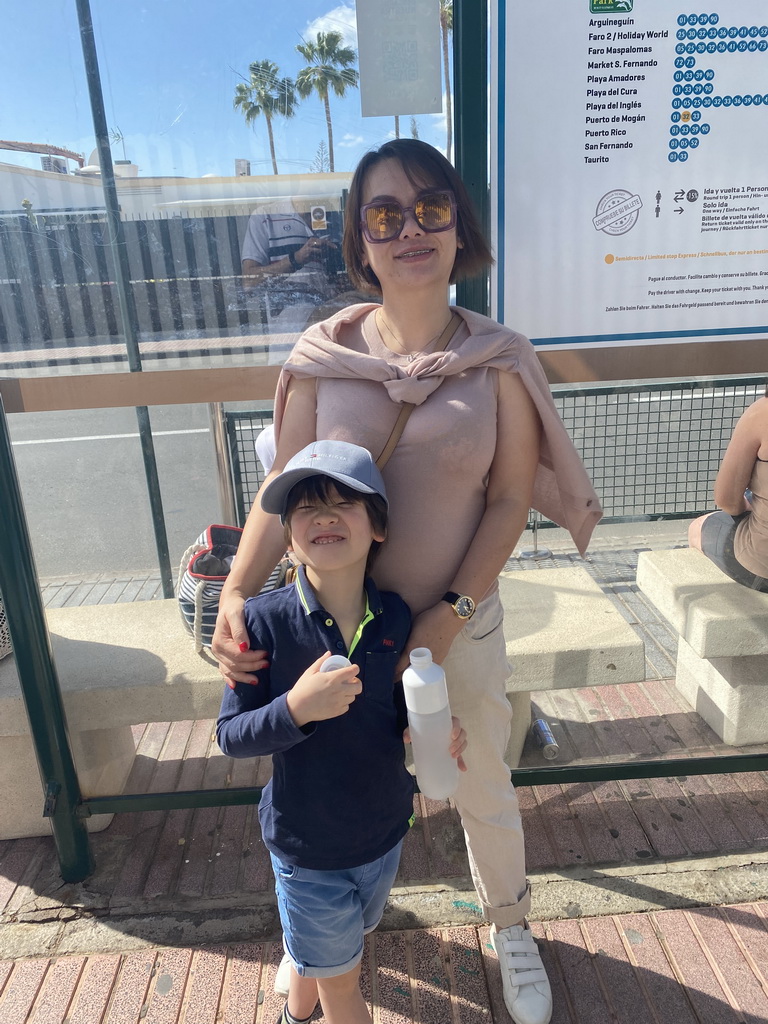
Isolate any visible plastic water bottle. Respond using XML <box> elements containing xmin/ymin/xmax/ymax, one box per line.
<box><xmin>402</xmin><ymin>648</ymin><xmax>458</xmax><ymax>800</ymax></box>
<box><xmin>532</xmin><ymin>719</ymin><xmax>560</xmax><ymax>760</ymax></box>
<box><xmin>320</xmin><ymin>655</ymin><xmax>352</xmax><ymax>672</ymax></box>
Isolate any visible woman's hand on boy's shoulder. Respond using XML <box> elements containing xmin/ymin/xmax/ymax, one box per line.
<box><xmin>213</xmin><ymin>598</ymin><xmax>270</xmax><ymax>687</ymax></box>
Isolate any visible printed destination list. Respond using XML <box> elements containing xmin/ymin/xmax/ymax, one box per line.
<box><xmin>493</xmin><ymin>0</ymin><xmax>768</xmax><ymax>348</ymax></box>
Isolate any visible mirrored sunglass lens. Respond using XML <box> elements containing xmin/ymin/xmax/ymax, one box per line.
<box><xmin>365</xmin><ymin>203</ymin><xmax>402</xmax><ymax>239</ymax></box>
<box><xmin>415</xmin><ymin>194</ymin><xmax>452</xmax><ymax>229</ymax></box>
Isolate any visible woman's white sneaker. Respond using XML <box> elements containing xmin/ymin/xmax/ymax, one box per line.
<box><xmin>490</xmin><ymin>923</ymin><xmax>553</xmax><ymax>1024</ymax></box>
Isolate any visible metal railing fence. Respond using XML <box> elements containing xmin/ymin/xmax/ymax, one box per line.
<box><xmin>549</xmin><ymin>375</ymin><xmax>766</xmax><ymax>524</ymax></box>
<box><xmin>0</xmin><ymin>209</ymin><xmax>346</xmax><ymax>356</ymax></box>
<box><xmin>223</xmin><ymin>375</ymin><xmax>767</xmax><ymax>527</ymax></box>
<box><xmin>225</xmin><ymin>410</ymin><xmax>275</xmax><ymax>526</ymax></box>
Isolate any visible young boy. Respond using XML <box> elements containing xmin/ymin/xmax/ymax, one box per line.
<box><xmin>217</xmin><ymin>440</ymin><xmax>465</xmax><ymax>1024</ymax></box>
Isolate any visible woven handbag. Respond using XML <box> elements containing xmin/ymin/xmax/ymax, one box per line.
<box><xmin>178</xmin><ymin>523</ymin><xmax>295</xmax><ymax>651</ymax></box>
<box><xmin>0</xmin><ymin>594</ymin><xmax>12</xmax><ymax>661</ymax></box>
<box><xmin>178</xmin><ymin>524</ymin><xmax>293</xmax><ymax>651</ymax></box>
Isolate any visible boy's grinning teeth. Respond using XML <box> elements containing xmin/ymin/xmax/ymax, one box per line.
<box><xmin>313</xmin><ymin>536</ymin><xmax>343</xmax><ymax>544</ymax></box>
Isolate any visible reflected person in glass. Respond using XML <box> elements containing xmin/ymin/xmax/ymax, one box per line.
<box><xmin>213</xmin><ymin>139</ymin><xmax>601</xmax><ymax>1024</ymax></box>
<box><xmin>240</xmin><ymin>206</ymin><xmax>339</xmax><ymax>327</ymax></box>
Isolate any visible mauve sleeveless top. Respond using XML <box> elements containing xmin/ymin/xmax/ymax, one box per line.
<box><xmin>734</xmin><ymin>460</ymin><xmax>768</xmax><ymax>578</ymax></box>
<box><xmin>314</xmin><ymin>310</ymin><xmax>498</xmax><ymax>615</ymax></box>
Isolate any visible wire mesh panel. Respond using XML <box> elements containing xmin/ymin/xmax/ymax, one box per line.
<box><xmin>551</xmin><ymin>376</ymin><xmax>766</xmax><ymax>525</ymax></box>
<box><xmin>224</xmin><ymin>377</ymin><xmax>766</xmax><ymax>529</ymax></box>
<box><xmin>224</xmin><ymin>410</ymin><xmax>274</xmax><ymax>527</ymax></box>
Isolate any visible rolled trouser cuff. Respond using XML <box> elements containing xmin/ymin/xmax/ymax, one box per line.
<box><xmin>480</xmin><ymin>882</ymin><xmax>532</xmax><ymax>927</ymax></box>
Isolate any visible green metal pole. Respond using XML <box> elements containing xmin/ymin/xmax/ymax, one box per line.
<box><xmin>454</xmin><ymin>0</ymin><xmax>490</xmax><ymax>316</ymax></box>
<box><xmin>0</xmin><ymin>398</ymin><xmax>94</xmax><ymax>881</ymax></box>
<box><xmin>76</xmin><ymin>0</ymin><xmax>173</xmax><ymax>598</ymax></box>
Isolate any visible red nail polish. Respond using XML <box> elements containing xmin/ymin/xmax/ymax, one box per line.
<box><xmin>227</xmin><ymin>680</ymin><xmax>236</xmax><ymax>689</ymax></box>
<box><xmin>239</xmin><ymin>641</ymin><xmax>249</xmax><ymax>652</ymax></box>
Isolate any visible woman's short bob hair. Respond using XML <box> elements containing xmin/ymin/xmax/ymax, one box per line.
<box><xmin>342</xmin><ymin>139</ymin><xmax>493</xmax><ymax>292</ymax></box>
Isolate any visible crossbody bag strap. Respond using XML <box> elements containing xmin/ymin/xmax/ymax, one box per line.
<box><xmin>375</xmin><ymin>312</ymin><xmax>461</xmax><ymax>469</ymax></box>
<box><xmin>376</xmin><ymin>401</ymin><xmax>414</xmax><ymax>468</ymax></box>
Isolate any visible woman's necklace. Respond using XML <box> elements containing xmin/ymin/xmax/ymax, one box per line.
<box><xmin>376</xmin><ymin>309</ymin><xmax>455</xmax><ymax>362</ymax></box>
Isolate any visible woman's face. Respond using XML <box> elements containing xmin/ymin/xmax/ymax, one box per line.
<box><xmin>359</xmin><ymin>158</ymin><xmax>458</xmax><ymax>298</ymax></box>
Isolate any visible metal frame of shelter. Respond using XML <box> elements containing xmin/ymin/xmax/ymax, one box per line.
<box><xmin>2</xmin><ymin>0</ymin><xmax>768</xmax><ymax>883</ymax></box>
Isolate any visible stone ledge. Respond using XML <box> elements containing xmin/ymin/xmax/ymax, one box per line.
<box><xmin>0</xmin><ymin>601</ymin><xmax>222</xmax><ymax>736</ymax></box>
<box><xmin>499</xmin><ymin>567</ymin><xmax>644</xmax><ymax>690</ymax></box>
<box><xmin>636</xmin><ymin>548</ymin><xmax>768</xmax><ymax>658</ymax></box>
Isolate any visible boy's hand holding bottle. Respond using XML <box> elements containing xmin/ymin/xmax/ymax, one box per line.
<box><xmin>286</xmin><ymin>653</ymin><xmax>361</xmax><ymax>727</ymax></box>
<box><xmin>404</xmin><ymin>717</ymin><xmax>468</xmax><ymax>771</ymax></box>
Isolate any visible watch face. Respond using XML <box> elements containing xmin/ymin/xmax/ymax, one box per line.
<box><xmin>455</xmin><ymin>596</ymin><xmax>475</xmax><ymax>618</ymax></box>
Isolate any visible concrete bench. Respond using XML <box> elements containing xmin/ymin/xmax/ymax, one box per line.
<box><xmin>1</xmin><ymin>566</ymin><xmax>644</xmax><ymax>838</ymax></box>
<box><xmin>500</xmin><ymin>566</ymin><xmax>645</xmax><ymax>766</ymax></box>
<box><xmin>636</xmin><ymin>548</ymin><xmax>768</xmax><ymax>746</ymax></box>
<box><xmin>0</xmin><ymin>601</ymin><xmax>223</xmax><ymax>840</ymax></box>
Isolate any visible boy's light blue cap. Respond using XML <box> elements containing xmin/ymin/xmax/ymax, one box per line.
<box><xmin>260</xmin><ymin>440</ymin><xmax>388</xmax><ymax>517</ymax></box>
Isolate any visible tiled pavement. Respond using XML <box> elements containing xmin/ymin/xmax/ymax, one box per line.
<box><xmin>5</xmin><ymin>534</ymin><xmax>768</xmax><ymax>1021</ymax></box>
<box><xmin>5</xmin><ymin>908</ymin><xmax>768</xmax><ymax>1023</ymax></box>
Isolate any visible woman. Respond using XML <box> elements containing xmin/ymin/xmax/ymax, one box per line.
<box><xmin>213</xmin><ymin>140</ymin><xmax>601</xmax><ymax>1024</ymax></box>
<box><xmin>689</xmin><ymin>388</ymin><xmax>768</xmax><ymax>591</ymax></box>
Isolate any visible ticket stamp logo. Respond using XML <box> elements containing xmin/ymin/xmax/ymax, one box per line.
<box><xmin>590</xmin><ymin>0</ymin><xmax>633</xmax><ymax>13</ymax></box>
<box><xmin>593</xmin><ymin>189</ymin><xmax>643</xmax><ymax>235</ymax></box>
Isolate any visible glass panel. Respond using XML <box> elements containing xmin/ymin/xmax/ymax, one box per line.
<box><xmin>0</xmin><ymin>0</ymin><xmax>455</xmax><ymax>806</ymax></box>
<box><xmin>0</xmin><ymin>1</ymin><xmax>453</xmax><ymax>378</ymax></box>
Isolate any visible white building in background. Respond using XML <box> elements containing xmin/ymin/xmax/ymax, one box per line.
<box><xmin>0</xmin><ymin>159</ymin><xmax>352</xmax><ymax>221</ymax></box>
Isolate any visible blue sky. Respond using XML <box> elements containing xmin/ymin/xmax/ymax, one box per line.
<box><xmin>1</xmin><ymin>0</ymin><xmax>449</xmax><ymax>178</ymax></box>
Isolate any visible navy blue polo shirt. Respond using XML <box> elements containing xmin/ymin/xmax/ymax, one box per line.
<box><xmin>216</xmin><ymin>566</ymin><xmax>414</xmax><ymax>870</ymax></box>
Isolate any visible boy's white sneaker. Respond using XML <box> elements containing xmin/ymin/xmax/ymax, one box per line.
<box><xmin>490</xmin><ymin>923</ymin><xmax>553</xmax><ymax>1024</ymax></box>
<box><xmin>274</xmin><ymin>952</ymin><xmax>292</xmax><ymax>997</ymax></box>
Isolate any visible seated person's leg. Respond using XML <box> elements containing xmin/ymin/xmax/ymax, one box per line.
<box><xmin>690</xmin><ymin>509</ymin><xmax>767</xmax><ymax>589</ymax></box>
<box><xmin>688</xmin><ymin>511</ymin><xmax>715</xmax><ymax>551</ymax></box>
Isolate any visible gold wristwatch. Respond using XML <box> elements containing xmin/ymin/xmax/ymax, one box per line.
<box><xmin>442</xmin><ymin>591</ymin><xmax>476</xmax><ymax>620</ymax></box>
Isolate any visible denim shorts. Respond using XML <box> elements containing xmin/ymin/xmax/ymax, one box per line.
<box><xmin>270</xmin><ymin>840</ymin><xmax>403</xmax><ymax>979</ymax></box>
<box><xmin>699</xmin><ymin>510</ymin><xmax>768</xmax><ymax>592</ymax></box>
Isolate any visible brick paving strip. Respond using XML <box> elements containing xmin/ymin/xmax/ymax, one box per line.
<box><xmin>3</xmin><ymin>907</ymin><xmax>768</xmax><ymax>1022</ymax></box>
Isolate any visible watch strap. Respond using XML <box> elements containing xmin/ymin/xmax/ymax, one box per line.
<box><xmin>288</xmin><ymin>250</ymin><xmax>300</xmax><ymax>271</ymax></box>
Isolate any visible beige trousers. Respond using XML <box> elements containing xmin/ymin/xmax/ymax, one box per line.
<box><xmin>441</xmin><ymin>591</ymin><xmax>531</xmax><ymax>928</ymax></box>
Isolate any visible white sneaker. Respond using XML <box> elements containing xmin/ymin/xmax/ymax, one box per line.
<box><xmin>274</xmin><ymin>952</ymin><xmax>292</xmax><ymax>997</ymax></box>
<box><xmin>490</xmin><ymin>924</ymin><xmax>553</xmax><ymax>1024</ymax></box>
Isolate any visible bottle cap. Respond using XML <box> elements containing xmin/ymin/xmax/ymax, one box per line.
<box><xmin>320</xmin><ymin>655</ymin><xmax>352</xmax><ymax>672</ymax></box>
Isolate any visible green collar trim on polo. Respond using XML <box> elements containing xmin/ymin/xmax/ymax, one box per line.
<box><xmin>348</xmin><ymin>594</ymin><xmax>373</xmax><ymax>659</ymax></box>
<box><xmin>295</xmin><ymin>566</ymin><xmax>374</xmax><ymax>659</ymax></box>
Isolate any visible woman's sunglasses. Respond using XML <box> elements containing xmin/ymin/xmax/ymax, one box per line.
<box><xmin>359</xmin><ymin>190</ymin><xmax>457</xmax><ymax>243</ymax></box>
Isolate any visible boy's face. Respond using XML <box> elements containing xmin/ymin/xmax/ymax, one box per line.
<box><xmin>286</xmin><ymin>483</ymin><xmax>385</xmax><ymax>577</ymax></box>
